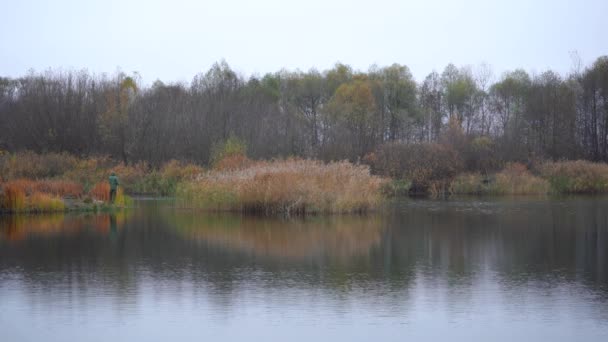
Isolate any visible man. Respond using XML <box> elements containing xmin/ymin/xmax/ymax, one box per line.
<box><xmin>108</xmin><ymin>172</ymin><xmax>119</xmax><ymax>204</ymax></box>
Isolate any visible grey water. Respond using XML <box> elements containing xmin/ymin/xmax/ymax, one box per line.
<box><xmin>1</xmin><ymin>197</ymin><xmax>607</xmax><ymax>341</ymax></box>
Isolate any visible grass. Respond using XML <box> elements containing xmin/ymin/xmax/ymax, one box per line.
<box><xmin>176</xmin><ymin>158</ymin><xmax>386</xmax><ymax>215</ymax></box>
<box><xmin>0</xmin><ymin>183</ymin><xmax>65</xmax><ymax>213</ymax></box>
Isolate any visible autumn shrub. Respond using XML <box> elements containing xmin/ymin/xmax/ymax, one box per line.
<box><xmin>370</xmin><ymin>142</ymin><xmax>463</xmax><ymax>194</ymax></box>
<box><xmin>177</xmin><ymin>158</ymin><xmax>386</xmax><ymax>215</ymax></box>
<box><xmin>540</xmin><ymin>160</ymin><xmax>608</xmax><ymax>193</ymax></box>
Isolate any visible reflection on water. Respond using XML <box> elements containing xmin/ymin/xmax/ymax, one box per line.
<box><xmin>170</xmin><ymin>212</ymin><xmax>383</xmax><ymax>260</ymax></box>
<box><xmin>1</xmin><ymin>197</ymin><xmax>608</xmax><ymax>341</ymax></box>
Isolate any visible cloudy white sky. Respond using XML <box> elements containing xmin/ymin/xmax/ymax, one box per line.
<box><xmin>1</xmin><ymin>0</ymin><xmax>606</xmax><ymax>84</ymax></box>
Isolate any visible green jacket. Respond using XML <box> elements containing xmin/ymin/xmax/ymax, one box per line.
<box><xmin>109</xmin><ymin>175</ymin><xmax>119</xmax><ymax>190</ymax></box>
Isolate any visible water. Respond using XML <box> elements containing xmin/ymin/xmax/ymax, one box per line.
<box><xmin>1</xmin><ymin>197</ymin><xmax>607</xmax><ymax>341</ymax></box>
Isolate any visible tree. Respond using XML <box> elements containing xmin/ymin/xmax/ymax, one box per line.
<box><xmin>284</xmin><ymin>69</ymin><xmax>325</xmax><ymax>154</ymax></box>
<box><xmin>420</xmin><ymin>71</ymin><xmax>443</xmax><ymax>142</ymax></box>
<box><xmin>99</xmin><ymin>74</ymin><xmax>139</xmax><ymax>163</ymax></box>
<box><xmin>328</xmin><ymin>76</ymin><xmax>377</xmax><ymax>159</ymax></box>
<box><xmin>370</xmin><ymin>64</ymin><xmax>418</xmax><ymax>142</ymax></box>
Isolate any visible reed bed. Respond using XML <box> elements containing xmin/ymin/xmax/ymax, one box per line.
<box><xmin>0</xmin><ymin>181</ymin><xmax>67</xmax><ymax>213</ymax></box>
<box><xmin>177</xmin><ymin>158</ymin><xmax>386</xmax><ymax>215</ymax></box>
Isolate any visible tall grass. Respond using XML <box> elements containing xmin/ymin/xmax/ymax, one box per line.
<box><xmin>491</xmin><ymin>163</ymin><xmax>550</xmax><ymax>195</ymax></box>
<box><xmin>1</xmin><ymin>179</ymin><xmax>83</xmax><ymax>212</ymax></box>
<box><xmin>1</xmin><ymin>184</ymin><xmax>65</xmax><ymax>213</ymax></box>
<box><xmin>177</xmin><ymin>158</ymin><xmax>386</xmax><ymax>215</ymax></box>
<box><xmin>540</xmin><ymin>160</ymin><xmax>608</xmax><ymax>194</ymax></box>
<box><xmin>450</xmin><ymin>163</ymin><xmax>550</xmax><ymax>195</ymax></box>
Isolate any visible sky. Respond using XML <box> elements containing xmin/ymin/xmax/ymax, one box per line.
<box><xmin>1</xmin><ymin>0</ymin><xmax>607</xmax><ymax>84</ymax></box>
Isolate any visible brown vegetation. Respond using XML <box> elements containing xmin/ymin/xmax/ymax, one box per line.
<box><xmin>177</xmin><ymin>158</ymin><xmax>386</xmax><ymax>215</ymax></box>
<box><xmin>369</xmin><ymin>142</ymin><xmax>463</xmax><ymax>194</ymax></box>
<box><xmin>0</xmin><ymin>180</ymin><xmax>69</xmax><ymax>212</ymax></box>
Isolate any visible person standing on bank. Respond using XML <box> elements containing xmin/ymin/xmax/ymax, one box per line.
<box><xmin>109</xmin><ymin>172</ymin><xmax>119</xmax><ymax>204</ymax></box>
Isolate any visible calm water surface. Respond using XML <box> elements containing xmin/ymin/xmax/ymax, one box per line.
<box><xmin>1</xmin><ymin>197</ymin><xmax>607</xmax><ymax>341</ymax></box>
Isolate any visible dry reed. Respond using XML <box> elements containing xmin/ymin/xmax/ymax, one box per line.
<box><xmin>177</xmin><ymin>158</ymin><xmax>386</xmax><ymax>215</ymax></box>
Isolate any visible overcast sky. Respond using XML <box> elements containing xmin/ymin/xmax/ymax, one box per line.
<box><xmin>1</xmin><ymin>0</ymin><xmax>606</xmax><ymax>84</ymax></box>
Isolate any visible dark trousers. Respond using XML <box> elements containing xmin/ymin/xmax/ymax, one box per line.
<box><xmin>110</xmin><ymin>189</ymin><xmax>117</xmax><ymax>203</ymax></box>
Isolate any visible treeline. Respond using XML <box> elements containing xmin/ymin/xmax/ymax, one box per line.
<box><xmin>1</xmin><ymin>57</ymin><xmax>608</xmax><ymax>165</ymax></box>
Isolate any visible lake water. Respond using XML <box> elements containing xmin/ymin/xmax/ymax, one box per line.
<box><xmin>1</xmin><ymin>197</ymin><xmax>607</xmax><ymax>341</ymax></box>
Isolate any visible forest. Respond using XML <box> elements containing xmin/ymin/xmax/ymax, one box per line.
<box><xmin>1</xmin><ymin>56</ymin><xmax>607</xmax><ymax>167</ymax></box>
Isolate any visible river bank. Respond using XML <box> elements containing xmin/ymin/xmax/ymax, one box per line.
<box><xmin>3</xmin><ymin>151</ymin><xmax>608</xmax><ymax>215</ymax></box>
